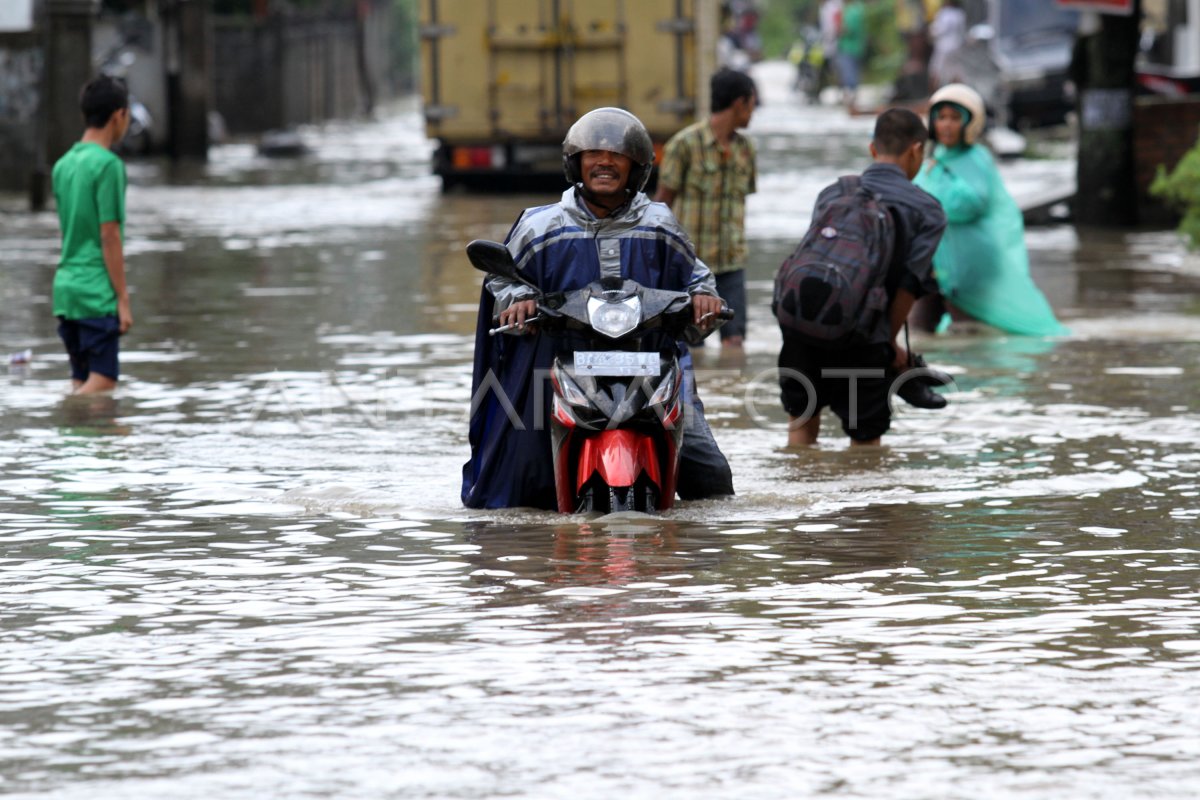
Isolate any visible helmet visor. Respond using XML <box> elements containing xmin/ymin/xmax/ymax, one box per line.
<box><xmin>563</xmin><ymin>107</ymin><xmax>654</xmax><ymax>167</ymax></box>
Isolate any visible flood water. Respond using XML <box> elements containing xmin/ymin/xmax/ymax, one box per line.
<box><xmin>2</xmin><ymin>65</ymin><xmax>1200</xmax><ymax>798</ymax></box>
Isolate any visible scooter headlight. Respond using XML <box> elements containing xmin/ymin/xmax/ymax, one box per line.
<box><xmin>587</xmin><ymin>296</ymin><xmax>641</xmax><ymax>339</ymax></box>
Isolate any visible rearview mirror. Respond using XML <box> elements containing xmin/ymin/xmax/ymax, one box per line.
<box><xmin>465</xmin><ymin>240</ymin><xmax>538</xmax><ymax>291</ymax></box>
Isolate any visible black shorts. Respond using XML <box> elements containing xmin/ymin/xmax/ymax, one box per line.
<box><xmin>57</xmin><ymin>315</ymin><xmax>120</xmax><ymax>382</ymax></box>
<box><xmin>778</xmin><ymin>331</ymin><xmax>893</xmax><ymax>441</ymax></box>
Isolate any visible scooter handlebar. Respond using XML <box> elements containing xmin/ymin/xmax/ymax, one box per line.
<box><xmin>489</xmin><ymin>298</ymin><xmax>728</xmax><ymax>337</ymax></box>
<box><xmin>489</xmin><ymin>315</ymin><xmax>543</xmax><ymax>336</ymax></box>
<box><xmin>697</xmin><ymin>306</ymin><xmax>736</xmax><ymax>324</ymax></box>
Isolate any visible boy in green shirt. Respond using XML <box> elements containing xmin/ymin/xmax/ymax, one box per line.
<box><xmin>52</xmin><ymin>74</ymin><xmax>133</xmax><ymax>394</ymax></box>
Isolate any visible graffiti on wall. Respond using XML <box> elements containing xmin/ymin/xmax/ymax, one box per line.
<box><xmin>0</xmin><ymin>47</ymin><xmax>43</xmax><ymax>123</ymax></box>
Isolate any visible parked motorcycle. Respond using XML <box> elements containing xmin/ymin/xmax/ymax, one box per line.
<box><xmin>466</xmin><ymin>240</ymin><xmax>731</xmax><ymax>514</ymax></box>
<box><xmin>788</xmin><ymin>26</ymin><xmax>826</xmax><ymax>104</ymax></box>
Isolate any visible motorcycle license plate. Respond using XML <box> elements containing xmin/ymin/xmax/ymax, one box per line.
<box><xmin>573</xmin><ymin>351</ymin><xmax>659</xmax><ymax>377</ymax></box>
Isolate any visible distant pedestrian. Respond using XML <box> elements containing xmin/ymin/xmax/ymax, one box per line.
<box><xmin>656</xmin><ymin>68</ymin><xmax>758</xmax><ymax>350</ymax></box>
<box><xmin>817</xmin><ymin>0</ymin><xmax>844</xmax><ymax>99</ymax></box>
<box><xmin>836</xmin><ymin>0</ymin><xmax>867</xmax><ymax>110</ymax></box>
<box><xmin>928</xmin><ymin>0</ymin><xmax>967</xmax><ymax>90</ymax></box>
<box><xmin>774</xmin><ymin>108</ymin><xmax>949</xmax><ymax>447</ymax></box>
<box><xmin>819</xmin><ymin>0</ymin><xmax>843</xmax><ymax>66</ymax></box>
<box><xmin>52</xmin><ymin>75</ymin><xmax>133</xmax><ymax>394</ymax></box>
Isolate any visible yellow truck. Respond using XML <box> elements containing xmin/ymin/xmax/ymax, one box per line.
<box><xmin>419</xmin><ymin>0</ymin><xmax>719</xmax><ymax>190</ymax></box>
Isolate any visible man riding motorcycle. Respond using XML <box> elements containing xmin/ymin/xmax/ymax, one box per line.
<box><xmin>462</xmin><ymin>107</ymin><xmax>735</xmax><ymax>510</ymax></box>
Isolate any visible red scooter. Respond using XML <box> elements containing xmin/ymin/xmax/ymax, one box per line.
<box><xmin>467</xmin><ymin>240</ymin><xmax>729</xmax><ymax>513</ymax></box>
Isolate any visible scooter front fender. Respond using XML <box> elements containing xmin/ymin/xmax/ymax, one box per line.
<box><xmin>575</xmin><ymin>429</ymin><xmax>661</xmax><ymax>493</ymax></box>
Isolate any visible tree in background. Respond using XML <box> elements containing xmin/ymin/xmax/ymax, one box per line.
<box><xmin>1151</xmin><ymin>131</ymin><xmax>1200</xmax><ymax>249</ymax></box>
<box><xmin>390</xmin><ymin>0</ymin><xmax>417</xmax><ymax>93</ymax></box>
<box><xmin>758</xmin><ymin>0</ymin><xmax>817</xmax><ymax>60</ymax></box>
<box><xmin>758</xmin><ymin>0</ymin><xmax>902</xmax><ymax>85</ymax></box>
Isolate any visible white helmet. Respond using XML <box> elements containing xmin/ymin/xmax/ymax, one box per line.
<box><xmin>929</xmin><ymin>83</ymin><xmax>986</xmax><ymax>146</ymax></box>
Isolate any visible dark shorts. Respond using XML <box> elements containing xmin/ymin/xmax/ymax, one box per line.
<box><xmin>714</xmin><ymin>269</ymin><xmax>746</xmax><ymax>340</ymax></box>
<box><xmin>57</xmin><ymin>316</ymin><xmax>120</xmax><ymax>382</ymax></box>
<box><xmin>836</xmin><ymin>53</ymin><xmax>861</xmax><ymax>90</ymax></box>
<box><xmin>778</xmin><ymin>331</ymin><xmax>893</xmax><ymax>441</ymax></box>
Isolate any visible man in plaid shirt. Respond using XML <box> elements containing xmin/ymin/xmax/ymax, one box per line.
<box><xmin>655</xmin><ymin>68</ymin><xmax>758</xmax><ymax>351</ymax></box>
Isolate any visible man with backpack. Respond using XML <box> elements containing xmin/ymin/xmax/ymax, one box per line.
<box><xmin>774</xmin><ymin>108</ymin><xmax>948</xmax><ymax>447</ymax></box>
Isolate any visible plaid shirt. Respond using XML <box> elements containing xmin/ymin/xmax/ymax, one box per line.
<box><xmin>658</xmin><ymin>120</ymin><xmax>757</xmax><ymax>274</ymax></box>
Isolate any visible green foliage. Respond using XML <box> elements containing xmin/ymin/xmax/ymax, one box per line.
<box><xmin>390</xmin><ymin>0</ymin><xmax>418</xmax><ymax>91</ymax></box>
<box><xmin>862</xmin><ymin>1</ymin><xmax>903</xmax><ymax>84</ymax></box>
<box><xmin>759</xmin><ymin>0</ymin><xmax>817</xmax><ymax>59</ymax></box>
<box><xmin>758</xmin><ymin>0</ymin><xmax>902</xmax><ymax>83</ymax></box>
<box><xmin>1150</xmin><ymin>130</ymin><xmax>1200</xmax><ymax>249</ymax></box>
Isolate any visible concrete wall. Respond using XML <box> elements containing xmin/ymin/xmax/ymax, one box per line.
<box><xmin>1133</xmin><ymin>94</ymin><xmax>1200</xmax><ymax>225</ymax></box>
<box><xmin>0</xmin><ymin>35</ymin><xmax>44</xmax><ymax>193</ymax></box>
<box><xmin>212</xmin><ymin>19</ymin><xmax>283</xmax><ymax>134</ymax></box>
<box><xmin>279</xmin><ymin>17</ymin><xmax>360</xmax><ymax>128</ymax></box>
<box><xmin>213</xmin><ymin>5</ymin><xmax>392</xmax><ymax>135</ymax></box>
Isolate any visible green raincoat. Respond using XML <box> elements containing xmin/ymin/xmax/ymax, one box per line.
<box><xmin>915</xmin><ymin>143</ymin><xmax>1068</xmax><ymax>336</ymax></box>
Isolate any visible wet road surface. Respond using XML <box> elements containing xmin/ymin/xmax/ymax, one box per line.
<box><xmin>1</xmin><ymin>68</ymin><xmax>1199</xmax><ymax>798</ymax></box>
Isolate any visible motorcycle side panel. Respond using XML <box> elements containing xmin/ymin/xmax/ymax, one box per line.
<box><xmin>553</xmin><ymin>410</ymin><xmax>577</xmax><ymax>513</ymax></box>
<box><xmin>657</xmin><ymin>413</ymin><xmax>683</xmax><ymax>510</ymax></box>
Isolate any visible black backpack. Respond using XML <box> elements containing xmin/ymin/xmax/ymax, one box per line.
<box><xmin>773</xmin><ymin>176</ymin><xmax>896</xmax><ymax>347</ymax></box>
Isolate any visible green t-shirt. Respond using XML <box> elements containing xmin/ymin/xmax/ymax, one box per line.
<box><xmin>658</xmin><ymin>120</ymin><xmax>757</xmax><ymax>273</ymax></box>
<box><xmin>838</xmin><ymin>2</ymin><xmax>867</xmax><ymax>60</ymax></box>
<box><xmin>52</xmin><ymin>142</ymin><xmax>126</xmax><ymax>319</ymax></box>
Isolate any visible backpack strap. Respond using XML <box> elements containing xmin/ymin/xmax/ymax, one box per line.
<box><xmin>889</xmin><ymin>205</ymin><xmax>907</xmax><ymax>270</ymax></box>
<box><xmin>849</xmin><ymin>174</ymin><xmax>906</xmax><ymax>292</ymax></box>
<box><xmin>836</xmin><ymin>175</ymin><xmax>862</xmax><ymax>197</ymax></box>
<box><xmin>837</xmin><ymin>172</ymin><xmax>906</xmax><ymax>291</ymax></box>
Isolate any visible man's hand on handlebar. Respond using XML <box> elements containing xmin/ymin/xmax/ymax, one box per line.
<box><xmin>692</xmin><ymin>293</ymin><xmax>723</xmax><ymax>329</ymax></box>
<box><xmin>498</xmin><ymin>299</ymin><xmax>538</xmax><ymax>334</ymax></box>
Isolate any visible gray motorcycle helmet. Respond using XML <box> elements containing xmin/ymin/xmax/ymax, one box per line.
<box><xmin>562</xmin><ymin>107</ymin><xmax>655</xmax><ymax>194</ymax></box>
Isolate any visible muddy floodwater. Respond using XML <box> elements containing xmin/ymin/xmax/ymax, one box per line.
<box><xmin>2</xmin><ymin>71</ymin><xmax>1200</xmax><ymax>798</ymax></box>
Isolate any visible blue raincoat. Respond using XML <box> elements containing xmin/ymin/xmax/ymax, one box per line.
<box><xmin>461</xmin><ymin>187</ymin><xmax>720</xmax><ymax>509</ymax></box>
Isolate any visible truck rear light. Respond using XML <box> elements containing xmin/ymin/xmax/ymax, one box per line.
<box><xmin>451</xmin><ymin>146</ymin><xmax>507</xmax><ymax>169</ymax></box>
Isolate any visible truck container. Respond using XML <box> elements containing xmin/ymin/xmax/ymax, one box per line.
<box><xmin>419</xmin><ymin>0</ymin><xmax>718</xmax><ymax>190</ymax></box>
